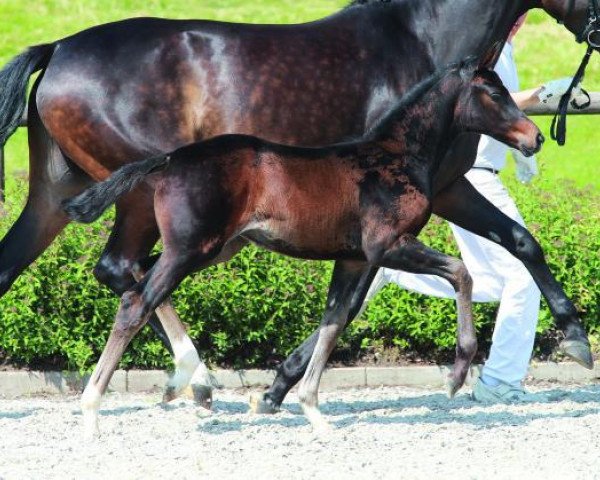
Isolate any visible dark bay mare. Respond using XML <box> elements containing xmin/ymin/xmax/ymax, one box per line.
<box><xmin>0</xmin><ymin>0</ymin><xmax>595</xmax><ymax>410</ymax></box>
<box><xmin>64</xmin><ymin>63</ymin><xmax>543</xmax><ymax>435</ymax></box>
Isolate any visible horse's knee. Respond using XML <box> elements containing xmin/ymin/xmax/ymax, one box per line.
<box><xmin>93</xmin><ymin>256</ymin><xmax>135</xmax><ymax>294</ymax></box>
<box><xmin>114</xmin><ymin>290</ymin><xmax>149</xmax><ymax>335</ymax></box>
<box><xmin>512</xmin><ymin>227</ymin><xmax>544</xmax><ymax>265</ymax></box>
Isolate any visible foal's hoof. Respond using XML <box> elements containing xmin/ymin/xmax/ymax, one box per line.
<box><xmin>446</xmin><ymin>376</ymin><xmax>462</xmax><ymax>399</ymax></box>
<box><xmin>163</xmin><ymin>386</ymin><xmax>180</xmax><ymax>404</ymax></box>
<box><xmin>249</xmin><ymin>392</ymin><xmax>280</xmax><ymax>414</ymax></box>
<box><xmin>559</xmin><ymin>339</ymin><xmax>594</xmax><ymax>370</ymax></box>
<box><xmin>191</xmin><ymin>384</ymin><xmax>213</xmax><ymax>410</ymax></box>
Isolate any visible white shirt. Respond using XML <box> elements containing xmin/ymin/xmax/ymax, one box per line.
<box><xmin>473</xmin><ymin>42</ymin><xmax>520</xmax><ymax>171</ymax></box>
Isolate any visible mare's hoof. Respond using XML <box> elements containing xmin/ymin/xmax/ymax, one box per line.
<box><xmin>559</xmin><ymin>339</ymin><xmax>594</xmax><ymax>370</ymax></box>
<box><xmin>249</xmin><ymin>392</ymin><xmax>280</xmax><ymax>414</ymax></box>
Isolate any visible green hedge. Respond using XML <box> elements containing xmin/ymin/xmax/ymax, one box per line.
<box><xmin>0</xmin><ymin>176</ymin><xmax>598</xmax><ymax>371</ymax></box>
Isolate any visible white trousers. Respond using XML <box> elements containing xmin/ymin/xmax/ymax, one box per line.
<box><xmin>364</xmin><ymin>169</ymin><xmax>541</xmax><ymax>386</ymax></box>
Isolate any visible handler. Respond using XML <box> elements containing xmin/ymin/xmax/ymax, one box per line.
<box><xmin>361</xmin><ymin>15</ymin><xmax>576</xmax><ymax>403</ymax></box>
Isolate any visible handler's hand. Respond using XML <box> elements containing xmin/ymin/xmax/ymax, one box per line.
<box><xmin>512</xmin><ymin>149</ymin><xmax>538</xmax><ymax>184</ymax></box>
<box><xmin>538</xmin><ymin>77</ymin><xmax>575</xmax><ymax>104</ymax></box>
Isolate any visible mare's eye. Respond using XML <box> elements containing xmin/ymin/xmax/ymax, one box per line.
<box><xmin>490</xmin><ymin>92</ymin><xmax>502</xmax><ymax>101</ymax></box>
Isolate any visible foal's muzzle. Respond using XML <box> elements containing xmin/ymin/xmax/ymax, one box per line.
<box><xmin>520</xmin><ymin>133</ymin><xmax>544</xmax><ymax>157</ymax></box>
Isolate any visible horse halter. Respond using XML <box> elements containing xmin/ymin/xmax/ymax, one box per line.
<box><xmin>551</xmin><ymin>0</ymin><xmax>600</xmax><ymax>145</ymax></box>
<box><xmin>567</xmin><ymin>0</ymin><xmax>600</xmax><ymax>46</ymax></box>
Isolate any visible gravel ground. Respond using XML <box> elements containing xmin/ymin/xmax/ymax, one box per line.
<box><xmin>1</xmin><ymin>384</ymin><xmax>600</xmax><ymax>480</ymax></box>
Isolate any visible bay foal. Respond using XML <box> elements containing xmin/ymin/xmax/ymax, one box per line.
<box><xmin>64</xmin><ymin>62</ymin><xmax>543</xmax><ymax>436</ymax></box>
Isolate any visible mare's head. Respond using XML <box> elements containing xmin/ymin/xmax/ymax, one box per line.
<box><xmin>454</xmin><ymin>62</ymin><xmax>544</xmax><ymax>156</ymax></box>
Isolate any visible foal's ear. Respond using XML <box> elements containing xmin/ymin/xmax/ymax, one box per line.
<box><xmin>457</xmin><ymin>55</ymin><xmax>479</xmax><ymax>80</ymax></box>
<box><xmin>479</xmin><ymin>41</ymin><xmax>503</xmax><ymax>69</ymax></box>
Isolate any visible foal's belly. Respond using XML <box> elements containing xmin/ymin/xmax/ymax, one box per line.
<box><xmin>241</xmin><ymin>215</ymin><xmax>365</xmax><ymax>261</ymax></box>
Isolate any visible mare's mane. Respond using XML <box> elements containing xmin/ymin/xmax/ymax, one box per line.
<box><xmin>346</xmin><ymin>0</ymin><xmax>395</xmax><ymax>8</ymax></box>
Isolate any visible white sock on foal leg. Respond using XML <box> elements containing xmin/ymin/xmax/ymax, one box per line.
<box><xmin>81</xmin><ymin>382</ymin><xmax>102</xmax><ymax>440</ymax></box>
<box><xmin>164</xmin><ymin>334</ymin><xmax>203</xmax><ymax>399</ymax></box>
<box><xmin>153</xmin><ymin>301</ymin><xmax>208</xmax><ymax>403</ymax></box>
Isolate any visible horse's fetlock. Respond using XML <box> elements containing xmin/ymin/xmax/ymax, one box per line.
<box><xmin>298</xmin><ymin>386</ymin><xmax>314</xmax><ymax>408</ymax></box>
<box><xmin>458</xmin><ymin>337</ymin><xmax>478</xmax><ymax>359</ymax></box>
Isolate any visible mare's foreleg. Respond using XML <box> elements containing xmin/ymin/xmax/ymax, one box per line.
<box><xmin>377</xmin><ymin>234</ymin><xmax>476</xmax><ymax>396</ymax></box>
<box><xmin>249</xmin><ymin>264</ymin><xmax>378</xmax><ymax>414</ymax></box>
<box><xmin>433</xmin><ymin>177</ymin><xmax>593</xmax><ymax>369</ymax></box>
<box><xmin>296</xmin><ymin>261</ymin><xmax>371</xmax><ymax>433</ymax></box>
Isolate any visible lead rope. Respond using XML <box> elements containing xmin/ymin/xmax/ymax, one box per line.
<box><xmin>550</xmin><ymin>45</ymin><xmax>592</xmax><ymax>146</ymax></box>
<box><xmin>550</xmin><ymin>0</ymin><xmax>599</xmax><ymax>146</ymax></box>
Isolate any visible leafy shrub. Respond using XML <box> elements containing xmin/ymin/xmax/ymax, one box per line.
<box><xmin>0</xmin><ymin>176</ymin><xmax>598</xmax><ymax>371</ymax></box>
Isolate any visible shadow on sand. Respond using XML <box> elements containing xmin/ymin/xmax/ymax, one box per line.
<box><xmin>197</xmin><ymin>385</ymin><xmax>600</xmax><ymax>435</ymax></box>
<box><xmin>0</xmin><ymin>407</ymin><xmax>42</xmax><ymax>420</ymax></box>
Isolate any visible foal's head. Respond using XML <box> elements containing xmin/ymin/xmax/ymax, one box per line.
<box><xmin>454</xmin><ymin>64</ymin><xmax>544</xmax><ymax>156</ymax></box>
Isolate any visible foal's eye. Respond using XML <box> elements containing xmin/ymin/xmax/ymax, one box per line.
<box><xmin>490</xmin><ymin>93</ymin><xmax>502</xmax><ymax>101</ymax></box>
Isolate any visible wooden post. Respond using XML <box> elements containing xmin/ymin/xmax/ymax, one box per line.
<box><xmin>524</xmin><ymin>92</ymin><xmax>600</xmax><ymax>115</ymax></box>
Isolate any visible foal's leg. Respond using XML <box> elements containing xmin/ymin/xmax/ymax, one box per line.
<box><xmin>81</xmin><ymin>251</ymin><xmax>208</xmax><ymax>439</ymax></box>
<box><xmin>129</xmin><ymin>260</ymin><xmax>210</xmax><ymax>406</ymax></box>
<box><xmin>133</xmin><ymin>237</ymin><xmax>248</xmax><ymax>407</ymax></box>
<box><xmin>93</xmin><ymin>190</ymin><xmax>176</xmax><ymax>354</ymax></box>
<box><xmin>433</xmin><ymin>176</ymin><xmax>593</xmax><ymax>369</ymax></box>
<box><xmin>249</xmin><ymin>264</ymin><xmax>378</xmax><ymax>414</ymax></box>
<box><xmin>93</xmin><ymin>185</ymin><xmax>218</xmax><ymax>406</ymax></box>
<box><xmin>296</xmin><ymin>261</ymin><xmax>371</xmax><ymax>432</ymax></box>
<box><xmin>377</xmin><ymin>234</ymin><xmax>476</xmax><ymax>396</ymax></box>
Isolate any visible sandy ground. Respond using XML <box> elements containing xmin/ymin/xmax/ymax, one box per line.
<box><xmin>1</xmin><ymin>384</ymin><xmax>600</xmax><ymax>480</ymax></box>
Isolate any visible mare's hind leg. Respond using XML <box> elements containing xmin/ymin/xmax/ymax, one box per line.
<box><xmin>81</xmin><ymin>249</ymin><xmax>218</xmax><ymax>439</ymax></box>
<box><xmin>0</xmin><ymin>102</ymin><xmax>91</xmax><ymax>297</ymax></box>
<box><xmin>296</xmin><ymin>261</ymin><xmax>371</xmax><ymax>433</ymax></box>
<box><xmin>433</xmin><ymin>176</ymin><xmax>592</xmax><ymax>369</ymax></box>
<box><xmin>377</xmin><ymin>234</ymin><xmax>476</xmax><ymax>397</ymax></box>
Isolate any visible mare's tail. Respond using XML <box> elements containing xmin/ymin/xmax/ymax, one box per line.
<box><xmin>63</xmin><ymin>154</ymin><xmax>170</xmax><ymax>224</ymax></box>
<box><xmin>0</xmin><ymin>44</ymin><xmax>55</xmax><ymax>145</ymax></box>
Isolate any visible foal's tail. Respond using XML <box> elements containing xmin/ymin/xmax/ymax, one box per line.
<box><xmin>0</xmin><ymin>44</ymin><xmax>55</xmax><ymax>145</ymax></box>
<box><xmin>63</xmin><ymin>154</ymin><xmax>170</xmax><ymax>224</ymax></box>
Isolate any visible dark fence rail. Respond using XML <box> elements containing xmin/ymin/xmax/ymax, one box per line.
<box><xmin>1</xmin><ymin>95</ymin><xmax>600</xmax><ymax>202</ymax></box>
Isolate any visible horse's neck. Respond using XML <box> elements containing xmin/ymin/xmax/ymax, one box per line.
<box><xmin>414</xmin><ymin>0</ymin><xmax>529</xmax><ymax>65</ymax></box>
<box><xmin>376</xmin><ymin>82</ymin><xmax>460</xmax><ymax>169</ymax></box>
<box><xmin>358</xmin><ymin>0</ymin><xmax>577</xmax><ymax>65</ymax></box>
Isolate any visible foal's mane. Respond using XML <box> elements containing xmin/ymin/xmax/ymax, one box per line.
<box><xmin>369</xmin><ymin>57</ymin><xmax>478</xmax><ymax>137</ymax></box>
